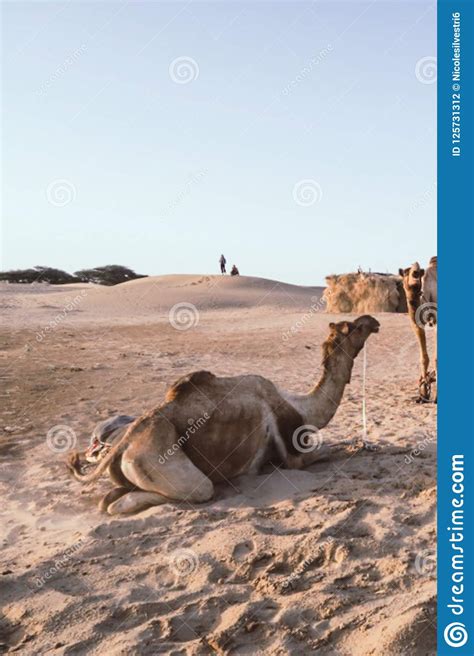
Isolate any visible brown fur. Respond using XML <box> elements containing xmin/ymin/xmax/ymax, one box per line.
<box><xmin>68</xmin><ymin>315</ymin><xmax>380</xmax><ymax>515</ymax></box>
<box><xmin>399</xmin><ymin>260</ymin><xmax>437</xmax><ymax>402</ymax></box>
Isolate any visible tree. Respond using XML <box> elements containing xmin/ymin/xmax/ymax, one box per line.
<box><xmin>74</xmin><ymin>265</ymin><xmax>147</xmax><ymax>286</ymax></box>
<box><xmin>0</xmin><ymin>266</ymin><xmax>79</xmax><ymax>284</ymax></box>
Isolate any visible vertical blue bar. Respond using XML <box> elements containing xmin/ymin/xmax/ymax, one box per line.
<box><xmin>438</xmin><ymin>1</ymin><xmax>474</xmax><ymax>654</ymax></box>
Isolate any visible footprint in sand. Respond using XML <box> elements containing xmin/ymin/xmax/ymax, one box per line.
<box><xmin>232</xmin><ymin>540</ymin><xmax>256</xmax><ymax>563</ymax></box>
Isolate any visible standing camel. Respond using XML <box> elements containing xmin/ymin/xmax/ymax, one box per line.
<box><xmin>399</xmin><ymin>257</ymin><xmax>437</xmax><ymax>402</ymax></box>
<box><xmin>68</xmin><ymin>315</ymin><xmax>380</xmax><ymax>515</ymax></box>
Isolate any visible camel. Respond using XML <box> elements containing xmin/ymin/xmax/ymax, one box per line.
<box><xmin>399</xmin><ymin>257</ymin><xmax>437</xmax><ymax>402</ymax></box>
<box><xmin>68</xmin><ymin>315</ymin><xmax>380</xmax><ymax>515</ymax></box>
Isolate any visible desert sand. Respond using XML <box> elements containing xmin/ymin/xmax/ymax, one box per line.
<box><xmin>0</xmin><ymin>275</ymin><xmax>436</xmax><ymax>655</ymax></box>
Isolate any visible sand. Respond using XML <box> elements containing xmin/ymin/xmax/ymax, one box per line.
<box><xmin>0</xmin><ymin>275</ymin><xmax>436</xmax><ymax>655</ymax></box>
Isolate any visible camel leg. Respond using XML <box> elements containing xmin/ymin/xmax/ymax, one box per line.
<box><xmin>97</xmin><ymin>417</ymin><xmax>215</xmax><ymax>515</ymax></box>
<box><xmin>107</xmin><ymin>491</ymin><xmax>170</xmax><ymax>515</ymax></box>
<box><xmin>411</xmin><ymin>323</ymin><xmax>431</xmax><ymax>402</ymax></box>
<box><xmin>413</xmin><ymin>324</ymin><xmax>430</xmax><ymax>379</ymax></box>
<box><xmin>98</xmin><ymin>486</ymin><xmax>130</xmax><ymax>512</ymax></box>
<box><xmin>120</xmin><ymin>416</ymin><xmax>214</xmax><ymax>504</ymax></box>
<box><xmin>431</xmin><ymin>326</ymin><xmax>437</xmax><ymax>403</ymax></box>
<box><xmin>122</xmin><ymin>456</ymin><xmax>214</xmax><ymax>504</ymax></box>
<box><xmin>284</xmin><ymin>441</ymin><xmax>349</xmax><ymax>470</ymax></box>
<box><xmin>108</xmin><ymin>453</ymin><xmax>134</xmax><ymax>488</ymax></box>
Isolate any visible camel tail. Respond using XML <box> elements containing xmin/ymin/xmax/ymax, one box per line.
<box><xmin>67</xmin><ymin>419</ymin><xmax>138</xmax><ymax>484</ymax></box>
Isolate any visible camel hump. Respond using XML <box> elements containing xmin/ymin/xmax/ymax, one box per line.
<box><xmin>165</xmin><ymin>370</ymin><xmax>216</xmax><ymax>402</ymax></box>
<box><xmin>429</xmin><ymin>255</ymin><xmax>437</xmax><ymax>267</ymax></box>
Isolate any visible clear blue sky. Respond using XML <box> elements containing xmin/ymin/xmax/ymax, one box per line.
<box><xmin>2</xmin><ymin>0</ymin><xmax>436</xmax><ymax>285</ymax></box>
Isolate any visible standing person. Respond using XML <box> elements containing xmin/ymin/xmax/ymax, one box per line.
<box><xmin>219</xmin><ymin>254</ymin><xmax>227</xmax><ymax>274</ymax></box>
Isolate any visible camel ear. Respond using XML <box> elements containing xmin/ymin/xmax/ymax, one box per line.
<box><xmin>398</xmin><ymin>268</ymin><xmax>404</xmax><ymax>276</ymax></box>
<box><xmin>339</xmin><ymin>322</ymin><xmax>351</xmax><ymax>335</ymax></box>
<box><xmin>420</xmin><ymin>269</ymin><xmax>425</xmax><ymax>277</ymax></box>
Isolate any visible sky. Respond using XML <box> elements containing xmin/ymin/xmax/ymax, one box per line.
<box><xmin>2</xmin><ymin>0</ymin><xmax>436</xmax><ymax>286</ymax></box>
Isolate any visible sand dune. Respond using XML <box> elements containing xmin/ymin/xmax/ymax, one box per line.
<box><xmin>0</xmin><ymin>277</ymin><xmax>436</xmax><ymax>654</ymax></box>
<box><xmin>0</xmin><ymin>276</ymin><xmax>324</xmax><ymax>327</ymax></box>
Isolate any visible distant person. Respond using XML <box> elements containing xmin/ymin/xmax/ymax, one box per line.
<box><xmin>230</xmin><ymin>264</ymin><xmax>240</xmax><ymax>276</ymax></box>
<box><xmin>219</xmin><ymin>254</ymin><xmax>227</xmax><ymax>274</ymax></box>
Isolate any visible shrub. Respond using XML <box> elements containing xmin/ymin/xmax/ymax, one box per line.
<box><xmin>74</xmin><ymin>265</ymin><xmax>147</xmax><ymax>286</ymax></box>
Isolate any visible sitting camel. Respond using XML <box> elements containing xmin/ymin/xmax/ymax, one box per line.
<box><xmin>399</xmin><ymin>257</ymin><xmax>437</xmax><ymax>402</ymax></box>
<box><xmin>68</xmin><ymin>315</ymin><xmax>380</xmax><ymax>515</ymax></box>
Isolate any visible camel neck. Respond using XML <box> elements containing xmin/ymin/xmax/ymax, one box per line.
<box><xmin>299</xmin><ymin>354</ymin><xmax>355</xmax><ymax>429</ymax></box>
<box><xmin>406</xmin><ymin>289</ymin><xmax>421</xmax><ymax>321</ymax></box>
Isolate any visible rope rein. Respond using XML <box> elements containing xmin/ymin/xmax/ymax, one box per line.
<box><xmin>362</xmin><ymin>342</ymin><xmax>367</xmax><ymax>441</ymax></box>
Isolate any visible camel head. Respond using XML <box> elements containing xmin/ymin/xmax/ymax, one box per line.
<box><xmin>85</xmin><ymin>415</ymin><xmax>135</xmax><ymax>463</ymax></box>
<box><xmin>324</xmin><ymin>315</ymin><xmax>380</xmax><ymax>365</ymax></box>
<box><xmin>398</xmin><ymin>262</ymin><xmax>424</xmax><ymax>295</ymax></box>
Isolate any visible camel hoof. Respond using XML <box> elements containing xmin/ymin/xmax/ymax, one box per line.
<box><xmin>362</xmin><ymin>441</ymin><xmax>379</xmax><ymax>452</ymax></box>
<box><xmin>348</xmin><ymin>439</ymin><xmax>378</xmax><ymax>452</ymax></box>
<box><xmin>107</xmin><ymin>491</ymin><xmax>169</xmax><ymax>515</ymax></box>
<box><xmin>417</xmin><ymin>378</ymin><xmax>431</xmax><ymax>403</ymax></box>
<box><xmin>98</xmin><ymin>487</ymin><xmax>129</xmax><ymax>513</ymax></box>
